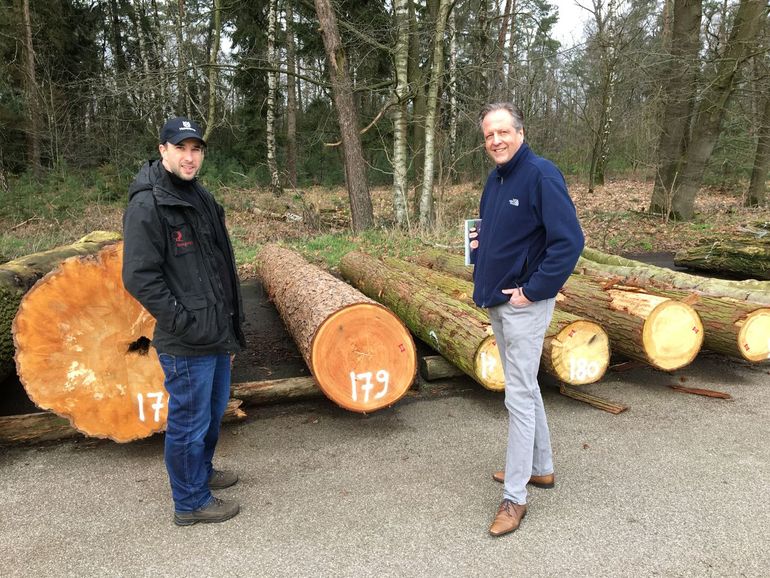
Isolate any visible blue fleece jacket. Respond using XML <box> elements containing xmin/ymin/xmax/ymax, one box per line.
<box><xmin>472</xmin><ymin>143</ymin><xmax>584</xmax><ymax>308</ymax></box>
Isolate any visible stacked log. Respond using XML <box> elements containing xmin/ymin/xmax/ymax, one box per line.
<box><xmin>0</xmin><ymin>231</ymin><xmax>122</xmax><ymax>382</ymax></box>
<box><xmin>674</xmin><ymin>236</ymin><xmax>770</xmax><ymax>279</ymax></box>
<box><xmin>255</xmin><ymin>245</ymin><xmax>417</xmax><ymax>412</ymax></box>
<box><xmin>382</xmin><ymin>256</ymin><xmax>609</xmax><ymax>385</ymax></box>
<box><xmin>13</xmin><ymin>243</ymin><xmax>168</xmax><ymax>442</ymax></box>
<box><xmin>578</xmin><ymin>250</ymin><xmax>770</xmax><ymax>362</ymax></box>
<box><xmin>415</xmin><ymin>250</ymin><xmax>704</xmax><ymax>372</ymax></box>
<box><xmin>339</xmin><ymin>250</ymin><xmax>505</xmax><ymax>390</ymax></box>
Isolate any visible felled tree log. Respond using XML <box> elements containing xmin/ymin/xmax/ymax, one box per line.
<box><xmin>13</xmin><ymin>243</ymin><xmax>169</xmax><ymax>443</ymax></box>
<box><xmin>339</xmin><ymin>251</ymin><xmax>504</xmax><ymax>390</ymax></box>
<box><xmin>579</xmin><ymin>247</ymin><xmax>770</xmax><ymax>303</ymax></box>
<box><xmin>0</xmin><ymin>400</ymin><xmax>246</xmax><ymax>446</ymax></box>
<box><xmin>384</xmin><ymin>256</ymin><xmax>609</xmax><ymax>385</ymax></box>
<box><xmin>419</xmin><ymin>355</ymin><xmax>465</xmax><ymax>381</ymax></box>
<box><xmin>413</xmin><ymin>247</ymin><xmax>472</xmax><ymax>281</ymax></box>
<box><xmin>574</xmin><ymin>269</ymin><xmax>770</xmax><ymax>362</ymax></box>
<box><xmin>231</xmin><ymin>376</ymin><xmax>325</xmax><ymax>405</ymax></box>
<box><xmin>674</xmin><ymin>238</ymin><xmax>770</xmax><ymax>280</ymax></box>
<box><xmin>559</xmin><ymin>274</ymin><xmax>703</xmax><ymax>371</ymax></box>
<box><xmin>0</xmin><ymin>231</ymin><xmax>122</xmax><ymax>382</ymax></box>
<box><xmin>255</xmin><ymin>245</ymin><xmax>417</xmax><ymax>412</ymax></box>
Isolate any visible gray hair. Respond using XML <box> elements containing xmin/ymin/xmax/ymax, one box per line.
<box><xmin>478</xmin><ymin>102</ymin><xmax>525</xmax><ymax>131</ymax></box>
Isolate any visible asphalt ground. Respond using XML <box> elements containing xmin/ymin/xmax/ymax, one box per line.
<box><xmin>2</xmin><ymin>350</ymin><xmax>769</xmax><ymax>578</ymax></box>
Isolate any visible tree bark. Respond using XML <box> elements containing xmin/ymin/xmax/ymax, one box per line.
<box><xmin>175</xmin><ymin>0</ymin><xmax>189</xmax><ymax>116</ymax></box>
<box><xmin>340</xmin><ymin>251</ymin><xmax>505</xmax><ymax>390</ymax></box>
<box><xmin>391</xmin><ymin>0</ymin><xmax>410</xmax><ymax>228</ymax></box>
<box><xmin>747</xmin><ymin>92</ymin><xmax>770</xmax><ymax>207</ymax></box>
<box><xmin>418</xmin><ymin>0</ymin><xmax>451</xmax><ymax>229</ymax></box>
<box><xmin>285</xmin><ymin>0</ymin><xmax>298</xmax><ymax>190</ymax></box>
<box><xmin>419</xmin><ymin>355</ymin><xmax>464</xmax><ymax>381</ymax></box>
<box><xmin>314</xmin><ymin>0</ymin><xmax>374</xmax><ymax>231</ymax></box>
<box><xmin>266</xmin><ymin>0</ymin><xmax>283</xmax><ymax>196</ymax></box>
<box><xmin>673</xmin><ymin>237</ymin><xmax>770</xmax><ymax>280</ymax></box>
<box><xmin>386</xmin><ymin>256</ymin><xmax>609</xmax><ymax>385</ymax></box>
<box><xmin>21</xmin><ymin>0</ymin><xmax>41</xmax><ymax>176</ymax></box>
<box><xmin>13</xmin><ymin>243</ymin><xmax>174</xmax><ymax>443</ymax></box>
<box><xmin>579</xmin><ymin>247</ymin><xmax>770</xmax><ymax>303</ymax></box>
<box><xmin>231</xmin><ymin>376</ymin><xmax>325</xmax><ymax>405</ymax></box>
<box><xmin>255</xmin><ymin>245</ymin><xmax>416</xmax><ymax>412</ymax></box>
<box><xmin>671</xmin><ymin>0</ymin><xmax>767</xmax><ymax>220</ymax></box>
<box><xmin>649</xmin><ymin>0</ymin><xmax>702</xmax><ymax>216</ymax></box>
<box><xmin>203</xmin><ymin>0</ymin><xmax>221</xmax><ymax>143</ymax></box>
<box><xmin>1</xmin><ymin>232</ymin><xmax>122</xmax><ymax>383</ymax></box>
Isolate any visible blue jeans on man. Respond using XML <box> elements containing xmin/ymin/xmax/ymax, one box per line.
<box><xmin>158</xmin><ymin>353</ymin><xmax>231</xmax><ymax>512</ymax></box>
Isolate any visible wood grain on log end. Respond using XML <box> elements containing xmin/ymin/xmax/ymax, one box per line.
<box><xmin>472</xmin><ymin>335</ymin><xmax>504</xmax><ymax>391</ymax></box>
<box><xmin>548</xmin><ymin>320</ymin><xmax>609</xmax><ymax>384</ymax></box>
<box><xmin>736</xmin><ymin>309</ymin><xmax>770</xmax><ymax>362</ymax></box>
<box><xmin>640</xmin><ymin>298</ymin><xmax>704</xmax><ymax>371</ymax></box>
<box><xmin>13</xmin><ymin>243</ymin><xmax>167</xmax><ymax>442</ymax></box>
<box><xmin>311</xmin><ymin>302</ymin><xmax>417</xmax><ymax>412</ymax></box>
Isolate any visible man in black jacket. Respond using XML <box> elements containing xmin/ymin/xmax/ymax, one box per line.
<box><xmin>122</xmin><ymin>117</ymin><xmax>246</xmax><ymax>526</ymax></box>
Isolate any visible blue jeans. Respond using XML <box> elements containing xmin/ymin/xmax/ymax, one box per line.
<box><xmin>488</xmin><ymin>298</ymin><xmax>556</xmax><ymax>505</ymax></box>
<box><xmin>157</xmin><ymin>353</ymin><xmax>231</xmax><ymax>512</ymax></box>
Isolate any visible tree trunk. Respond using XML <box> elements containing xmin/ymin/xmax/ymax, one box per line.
<box><xmin>255</xmin><ymin>245</ymin><xmax>416</xmax><ymax>412</ymax></box>
<box><xmin>340</xmin><ymin>251</ymin><xmax>504</xmax><ymax>390</ymax></box>
<box><xmin>175</xmin><ymin>0</ymin><xmax>189</xmax><ymax>116</ymax></box>
<box><xmin>579</xmin><ymin>248</ymin><xmax>770</xmax><ymax>303</ymax></box>
<box><xmin>747</xmin><ymin>92</ymin><xmax>770</xmax><ymax>207</ymax></box>
<box><xmin>314</xmin><ymin>0</ymin><xmax>374</xmax><ymax>231</ymax></box>
<box><xmin>13</xmin><ymin>243</ymin><xmax>174</xmax><ymax>442</ymax></box>
<box><xmin>418</xmin><ymin>0</ymin><xmax>451</xmax><ymax>230</ymax></box>
<box><xmin>0</xmin><ymin>400</ymin><xmax>245</xmax><ymax>446</ymax></box>
<box><xmin>671</xmin><ymin>0</ymin><xmax>767</xmax><ymax>220</ymax></box>
<box><xmin>21</xmin><ymin>0</ymin><xmax>41</xmax><ymax>176</ymax></box>
<box><xmin>559</xmin><ymin>275</ymin><xmax>704</xmax><ymax>371</ymax></box>
<box><xmin>1</xmin><ymin>232</ymin><xmax>122</xmax><ymax>383</ymax></box>
<box><xmin>231</xmin><ymin>376</ymin><xmax>325</xmax><ymax>406</ymax></box>
<box><xmin>285</xmin><ymin>0</ymin><xmax>298</xmax><ymax>190</ymax></box>
<box><xmin>419</xmin><ymin>355</ymin><xmax>464</xmax><ymax>381</ymax></box>
<box><xmin>266</xmin><ymin>0</ymin><xmax>283</xmax><ymax>196</ymax></box>
<box><xmin>674</xmin><ymin>237</ymin><xmax>770</xmax><ymax>280</ymax></box>
<box><xmin>203</xmin><ymin>0</ymin><xmax>221</xmax><ymax>143</ymax></box>
<box><xmin>492</xmin><ymin>0</ymin><xmax>513</xmax><ymax>99</ymax></box>
<box><xmin>447</xmin><ymin>8</ymin><xmax>458</xmax><ymax>184</ymax></box>
<box><xmin>391</xmin><ymin>0</ymin><xmax>410</xmax><ymax>228</ymax></box>
<box><xmin>386</xmin><ymin>256</ymin><xmax>609</xmax><ymax>384</ymax></box>
<box><xmin>649</xmin><ymin>0</ymin><xmax>702</xmax><ymax>216</ymax></box>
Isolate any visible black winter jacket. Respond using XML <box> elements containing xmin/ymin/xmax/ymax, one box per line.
<box><xmin>122</xmin><ymin>160</ymin><xmax>245</xmax><ymax>355</ymax></box>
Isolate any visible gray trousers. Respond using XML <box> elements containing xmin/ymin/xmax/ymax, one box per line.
<box><xmin>488</xmin><ymin>297</ymin><xmax>556</xmax><ymax>505</ymax></box>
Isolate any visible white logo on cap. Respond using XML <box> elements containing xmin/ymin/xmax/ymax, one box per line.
<box><xmin>182</xmin><ymin>121</ymin><xmax>191</xmax><ymax>128</ymax></box>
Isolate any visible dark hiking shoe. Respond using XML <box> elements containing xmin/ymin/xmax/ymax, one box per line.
<box><xmin>208</xmin><ymin>469</ymin><xmax>239</xmax><ymax>490</ymax></box>
<box><xmin>174</xmin><ymin>497</ymin><xmax>240</xmax><ymax>526</ymax></box>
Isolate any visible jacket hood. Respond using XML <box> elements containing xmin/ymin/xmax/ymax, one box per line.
<box><xmin>128</xmin><ymin>160</ymin><xmax>161</xmax><ymax>201</ymax></box>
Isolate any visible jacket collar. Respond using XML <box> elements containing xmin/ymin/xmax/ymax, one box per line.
<box><xmin>495</xmin><ymin>142</ymin><xmax>530</xmax><ymax>180</ymax></box>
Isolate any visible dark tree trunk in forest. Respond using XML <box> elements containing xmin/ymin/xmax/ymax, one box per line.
<box><xmin>21</xmin><ymin>0</ymin><xmax>41</xmax><ymax>176</ymax></box>
<box><xmin>670</xmin><ymin>0</ymin><xmax>767</xmax><ymax>220</ymax></box>
<box><xmin>649</xmin><ymin>0</ymin><xmax>702</xmax><ymax>216</ymax></box>
<box><xmin>286</xmin><ymin>0</ymin><xmax>298</xmax><ymax>190</ymax></box>
<box><xmin>747</xmin><ymin>93</ymin><xmax>770</xmax><ymax>207</ymax></box>
<box><xmin>314</xmin><ymin>0</ymin><xmax>374</xmax><ymax>231</ymax></box>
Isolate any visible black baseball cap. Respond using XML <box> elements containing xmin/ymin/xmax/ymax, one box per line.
<box><xmin>159</xmin><ymin>116</ymin><xmax>206</xmax><ymax>146</ymax></box>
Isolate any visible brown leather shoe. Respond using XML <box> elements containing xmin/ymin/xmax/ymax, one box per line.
<box><xmin>492</xmin><ymin>470</ymin><xmax>555</xmax><ymax>488</ymax></box>
<box><xmin>489</xmin><ymin>499</ymin><xmax>527</xmax><ymax>536</ymax></box>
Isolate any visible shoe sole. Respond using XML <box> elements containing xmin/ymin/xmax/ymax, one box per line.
<box><xmin>174</xmin><ymin>508</ymin><xmax>240</xmax><ymax>527</ymax></box>
<box><xmin>208</xmin><ymin>480</ymin><xmax>238</xmax><ymax>490</ymax></box>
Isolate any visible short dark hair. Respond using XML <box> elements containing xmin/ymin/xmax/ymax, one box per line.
<box><xmin>478</xmin><ymin>102</ymin><xmax>524</xmax><ymax>131</ymax></box>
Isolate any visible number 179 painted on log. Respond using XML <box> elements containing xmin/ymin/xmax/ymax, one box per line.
<box><xmin>350</xmin><ymin>370</ymin><xmax>390</xmax><ymax>403</ymax></box>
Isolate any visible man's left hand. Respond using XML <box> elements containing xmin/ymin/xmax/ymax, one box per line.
<box><xmin>502</xmin><ymin>287</ymin><xmax>532</xmax><ymax>307</ymax></box>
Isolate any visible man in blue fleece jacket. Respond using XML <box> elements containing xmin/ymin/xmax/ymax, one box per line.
<box><xmin>471</xmin><ymin>103</ymin><xmax>584</xmax><ymax>536</ymax></box>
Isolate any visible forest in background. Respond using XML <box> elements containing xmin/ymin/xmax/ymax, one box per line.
<box><xmin>1</xmin><ymin>0</ymin><xmax>769</xmax><ymax>230</ymax></box>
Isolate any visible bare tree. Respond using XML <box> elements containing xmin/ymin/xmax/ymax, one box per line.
<box><xmin>314</xmin><ymin>0</ymin><xmax>374</xmax><ymax>231</ymax></box>
<box><xmin>203</xmin><ymin>0</ymin><xmax>221</xmax><ymax>142</ymax></box>
<box><xmin>21</xmin><ymin>0</ymin><xmax>41</xmax><ymax>176</ymax></box>
<box><xmin>285</xmin><ymin>0</ymin><xmax>298</xmax><ymax>190</ymax></box>
<box><xmin>266</xmin><ymin>0</ymin><xmax>283</xmax><ymax>196</ymax></box>
<box><xmin>392</xmin><ymin>0</ymin><xmax>411</xmax><ymax>228</ymax></box>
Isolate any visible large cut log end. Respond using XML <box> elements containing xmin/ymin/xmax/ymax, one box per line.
<box><xmin>311</xmin><ymin>302</ymin><xmax>417</xmax><ymax>412</ymax></box>
<box><xmin>642</xmin><ymin>299</ymin><xmax>704</xmax><ymax>371</ymax></box>
<box><xmin>737</xmin><ymin>309</ymin><xmax>770</xmax><ymax>362</ymax></box>
<box><xmin>13</xmin><ymin>243</ymin><xmax>167</xmax><ymax>442</ymax></box>
<box><xmin>548</xmin><ymin>320</ymin><xmax>609</xmax><ymax>384</ymax></box>
<box><xmin>472</xmin><ymin>336</ymin><xmax>505</xmax><ymax>391</ymax></box>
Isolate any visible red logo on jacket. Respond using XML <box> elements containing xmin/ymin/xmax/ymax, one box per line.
<box><xmin>173</xmin><ymin>229</ymin><xmax>193</xmax><ymax>249</ymax></box>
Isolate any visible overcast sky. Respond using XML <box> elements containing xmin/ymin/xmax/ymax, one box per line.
<box><xmin>552</xmin><ymin>0</ymin><xmax>590</xmax><ymax>46</ymax></box>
